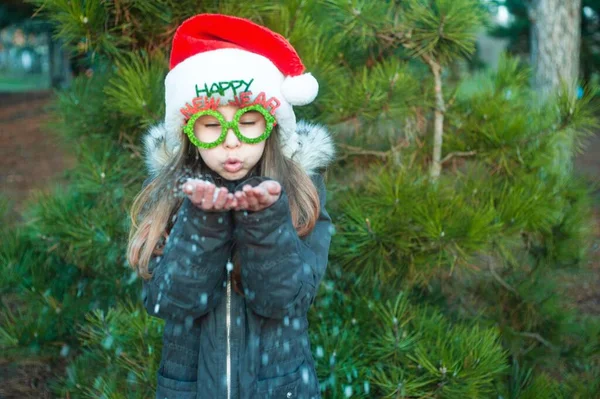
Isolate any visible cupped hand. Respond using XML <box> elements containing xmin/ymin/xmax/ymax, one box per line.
<box><xmin>183</xmin><ymin>179</ymin><xmax>237</xmax><ymax>211</ymax></box>
<box><xmin>232</xmin><ymin>180</ymin><xmax>281</xmax><ymax>212</ymax></box>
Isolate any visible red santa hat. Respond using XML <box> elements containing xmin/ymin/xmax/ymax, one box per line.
<box><xmin>163</xmin><ymin>13</ymin><xmax>319</xmax><ymax>158</ymax></box>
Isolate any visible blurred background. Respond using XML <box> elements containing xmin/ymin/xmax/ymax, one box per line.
<box><xmin>0</xmin><ymin>0</ymin><xmax>75</xmax><ymax>228</ymax></box>
<box><xmin>0</xmin><ymin>1</ymin><xmax>70</xmax><ymax>92</ymax></box>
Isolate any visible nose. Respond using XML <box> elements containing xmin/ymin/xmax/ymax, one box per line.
<box><xmin>223</xmin><ymin>127</ymin><xmax>241</xmax><ymax>149</ymax></box>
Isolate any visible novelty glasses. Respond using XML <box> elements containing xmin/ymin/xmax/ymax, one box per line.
<box><xmin>183</xmin><ymin>104</ymin><xmax>276</xmax><ymax>149</ymax></box>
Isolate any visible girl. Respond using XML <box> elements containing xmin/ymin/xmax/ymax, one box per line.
<box><xmin>127</xmin><ymin>14</ymin><xmax>335</xmax><ymax>399</ymax></box>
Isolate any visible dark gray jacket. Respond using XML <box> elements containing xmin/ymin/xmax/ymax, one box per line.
<box><xmin>140</xmin><ymin>121</ymin><xmax>336</xmax><ymax>399</ymax></box>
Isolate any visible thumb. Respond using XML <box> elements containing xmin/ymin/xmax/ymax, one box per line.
<box><xmin>264</xmin><ymin>181</ymin><xmax>281</xmax><ymax>195</ymax></box>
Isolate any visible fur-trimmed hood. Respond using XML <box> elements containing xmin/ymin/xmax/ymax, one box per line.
<box><xmin>142</xmin><ymin>120</ymin><xmax>336</xmax><ymax>178</ymax></box>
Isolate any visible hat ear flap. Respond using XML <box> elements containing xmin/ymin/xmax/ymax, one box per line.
<box><xmin>281</xmin><ymin>72</ymin><xmax>319</xmax><ymax>106</ymax></box>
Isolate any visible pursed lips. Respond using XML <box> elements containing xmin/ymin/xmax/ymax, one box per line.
<box><xmin>225</xmin><ymin>157</ymin><xmax>242</xmax><ymax>164</ymax></box>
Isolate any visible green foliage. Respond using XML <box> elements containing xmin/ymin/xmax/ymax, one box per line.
<box><xmin>448</xmin><ymin>54</ymin><xmax>599</xmax><ymax>184</ymax></box>
<box><xmin>0</xmin><ymin>194</ymin><xmax>11</xmax><ymax>223</ymax></box>
<box><xmin>307</xmin><ymin>273</ymin><xmax>373</xmax><ymax>398</ymax></box>
<box><xmin>368</xmin><ymin>296</ymin><xmax>507</xmax><ymax>398</ymax></box>
<box><xmin>330</xmin><ymin>165</ymin><xmax>507</xmax><ymax>287</ymax></box>
<box><xmin>21</xmin><ymin>141</ymin><xmax>139</xmax><ymax>272</ymax></box>
<box><xmin>105</xmin><ymin>51</ymin><xmax>168</xmax><ymax>130</ymax></box>
<box><xmin>0</xmin><ymin>137</ymin><xmax>145</xmax><ymax>362</ymax></box>
<box><xmin>506</xmin><ymin>365</ymin><xmax>562</xmax><ymax>399</ymax></box>
<box><xmin>402</xmin><ymin>0</ymin><xmax>488</xmax><ymax>64</ymax></box>
<box><xmin>48</xmin><ymin>60</ymin><xmax>121</xmax><ymax>143</ymax></box>
<box><xmin>308</xmin><ymin>276</ymin><xmax>508</xmax><ymax>398</ymax></box>
<box><xmin>49</xmin><ymin>305</ymin><xmax>163</xmax><ymax>398</ymax></box>
<box><xmin>329</xmin><ymin>55</ymin><xmax>598</xmax><ymax>396</ymax></box>
<box><xmin>27</xmin><ymin>0</ymin><xmax>120</xmax><ymax>55</ymax></box>
<box><xmin>321</xmin><ymin>0</ymin><xmax>486</xmax><ymax>66</ymax></box>
<box><xmin>320</xmin><ymin>59</ymin><xmax>421</xmax><ymax>128</ymax></box>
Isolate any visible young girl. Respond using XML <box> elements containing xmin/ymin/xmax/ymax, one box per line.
<box><xmin>127</xmin><ymin>14</ymin><xmax>335</xmax><ymax>399</ymax></box>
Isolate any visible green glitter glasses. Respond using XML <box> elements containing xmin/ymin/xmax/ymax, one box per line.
<box><xmin>183</xmin><ymin>104</ymin><xmax>276</xmax><ymax>149</ymax></box>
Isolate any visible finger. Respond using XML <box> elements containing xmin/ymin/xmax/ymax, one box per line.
<box><xmin>236</xmin><ymin>191</ymin><xmax>249</xmax><ymax>210</ymax></box>
<box><xmin>264</xmin><ymin>181</ymin><xmax>281</xmax><ymax>196</ymax></box>
<box><xmin>252</xmin><ymin>186</ymin><xmax>269</xmax><ymax>205</ymax></box>
<box><xmin>202</xmin><ymin>183</ymin><xmax>216</xmax><ymax>209</ymax></box>
<box><xmin>243</xmin><ymin>186</ymin><xmax>259</xmax><ymax>209</ymax></box>
<box><xmin>235</xmin><ymin>191</ymin><xmax>249</xmax><ymax>210</ymax></box>
<box><xmin>190</xmin><ymin>181</ymin><xmax>206</xmax><ymax>206</ymax></box>
<box><xmin>183</xmin><ymin>181</ymin><xmax>194</xmax><ymax>196</ymax></box>
<box><xmin>224</xmin><ymin>194</ymin><xmax>237</xmax><ymax>210</ymax></box>
<box><xmin>246</xmin><ymin>190</ymin><xmax>259</xmax><ymax>210</ymax></box>
<box><xmin>260</xmin><ymin>181</ymin><xmax>280</xmax><ymax>197</ymax></box>
<box><xmin>213</xmin><ymin>188</ymin><xmax>229</xmax><ymax>210</ymax></box>
<box><xmin>233</xmin><ymin>193</ymin><xmax>244</xmax><ymax>211</ymax></box>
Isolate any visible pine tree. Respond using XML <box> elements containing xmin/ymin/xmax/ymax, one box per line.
<box><xmin>1</xmin><ymin>1</ymin><xmax>598</xmax><ymax>398</ymax></box>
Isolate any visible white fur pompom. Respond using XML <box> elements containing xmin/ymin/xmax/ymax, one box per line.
<box><xmin>281</xmin><ymin>72</ymin><xmax>319</xmax><ymax>106</ymax></box>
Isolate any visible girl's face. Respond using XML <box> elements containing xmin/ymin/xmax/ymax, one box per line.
<box><xmin>195</xmin><ymin>104</ymin><xmax>267</xmax><ymax>181</ymax></box>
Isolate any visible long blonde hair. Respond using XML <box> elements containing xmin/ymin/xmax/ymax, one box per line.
<box><xmin>127</xmin><ymin>126</ymin><xmax>320</xmax><ymax>296</ymax></box>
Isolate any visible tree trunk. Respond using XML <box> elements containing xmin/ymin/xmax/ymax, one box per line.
<box><xmin>530</xmin><ymin>0</ymin><xmax>582</xmax><ymax>95</ymax></box>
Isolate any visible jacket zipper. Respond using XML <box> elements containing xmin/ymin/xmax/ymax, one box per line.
<box><xmin>226</xmin><ymin>259</ymin><xmax>232</xmax><ymax>399</ymax></box>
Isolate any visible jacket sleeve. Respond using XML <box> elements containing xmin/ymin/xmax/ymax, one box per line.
<box><xmin>140</xmin><ymin>177</ymin><xmax>232</xmax><ymax>323</ymax></box>
<box><xmin>232</xmin><ymin>173</ymin><xmax>332</xmax><ymax>319</ymax></box>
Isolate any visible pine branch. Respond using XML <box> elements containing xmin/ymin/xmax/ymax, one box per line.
<box><xmin>399</xmin><ymin>41</ymin><xmax>447</xmax><ymax>179</ymax></box>
<box><xmin>421</xmin><ymin>52</ymin><xmax>445</xmax><ymax>180</ymax></box>
<box><xmin>337</xmin><ymin>144</ymin><xmax>391</xmax><ymax>161</ymax></box>
<box><xmin>488</xmin><ymin>262</ymin><xmax>519</xmax><ymax>295</ymax></box>
<box><xmin>336</xmin><ymin>141</ymin><xmax>409</xmax><ymax>162</ymax></box>
<box><xmin>513</xmin><ymin>331</ymin><xmax>557</xmax><ymax>350</ymax></box>
<box><xmin>440</xmin><ymin>150</ymin><xmax>477</xmax><ymax>165</ymax></box>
